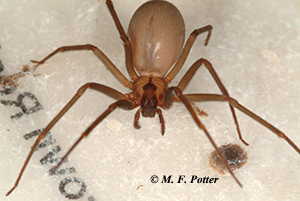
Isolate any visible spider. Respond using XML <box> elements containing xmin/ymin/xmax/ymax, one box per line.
<box><xmin>6</xmin><ymin>0</ymin><xmax>300</xmax><ymax>196</ymax></box>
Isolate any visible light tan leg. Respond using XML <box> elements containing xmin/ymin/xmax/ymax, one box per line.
<box><xmin>164</xmin><ymin>25</ymin><xmax>212</xmax><ymax>83</ymax></box>
<box><xmin>170</xmin><ymin>87</ymin><xmax>243</xmax><ymax>187</ymax></box>
<box><xmin>6</xmin><ymin>83</ymin><xmax>130</xmax><ymax>196</ymax></box>
<box><xmin>183</xmin><ymin>93</ymin><xmax>300</xmax><ymax>154</ymax></box>
<box><xmin>177</xmin><ymin>58</ymin><xmax>248</xmax><ymax>145</ymax></box>
<box><xmin>31</xmin><ymin>45</ymin><xmax>132</xmax><ymax>88</ymax></box>
<box><xmin>50</xmin><ymin>99</ymin><xmax>136</xmax><ymax>174</ymax></box>
<box><xmin>106</xmin><ymin>0</ymin><xmax>138</xmax><ymax>80</ymax></box>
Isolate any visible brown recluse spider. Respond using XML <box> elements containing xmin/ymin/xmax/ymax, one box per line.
<box><xmin>6</xmin><ymin>0</ymin><xmax>300</xmax><ymax>196</ymax></box>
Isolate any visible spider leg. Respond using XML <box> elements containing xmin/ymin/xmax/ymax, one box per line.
<box><xmin>6</xmin><ymin>82</ymin><xmax>129</xmax><ymax>196</ymax></box>
<box><xmin>30</xmin><ymin>44</ymin><xmax>132</xmax><ymax>88</ymax></box>
<box><xmin>164</xmin><ymin>25</ymin><xmax>212</xmax><ymax>83</ymax></box>
<box><xmin>177</xmin><ymin>58</ymin><xmax>248</xmax><ymax>146</ymax></box>
<box><xmin>169</xmin><ymin>87</ymin><xmax>243</xmax><ymax>187</ymax></box>
<box><xmin>106</xmin><ymin>0</ymin><xmax>138</xmax><ymax>80</ymax></box>
<box><xmin>51</xmin><ymin>99</ymin><xmax>136</xmax><ymax>174</ymax></box>
<box><xmin>184</xmin><ymin>93</ymin><xmax>300</xmax><ymax>154</ymax></box>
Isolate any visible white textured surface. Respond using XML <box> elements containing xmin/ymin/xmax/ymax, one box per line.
<box><xmin>1</xmin><ymin>0</ymin><xmax>300</xmax><ymax>200</ymax></box>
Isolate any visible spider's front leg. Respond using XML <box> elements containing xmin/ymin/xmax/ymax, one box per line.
<box><xmin>177</xmin><ymin>58</ymin><xmax>248</xmax><ymax>146</ymax></box>
<box><xmin>168</xmin><ymin>87</ymin><xmax>243</xmax><ymax>187</ymax></box>
<box><xmin>6</xmin><ymin>82</ymin><xmax>132</xmax><ymax>196</ymax></box>
<box><xmin>51</xmin><ymin>98</ymin><xmax>137</xmax><ymax>174</ymax></box>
